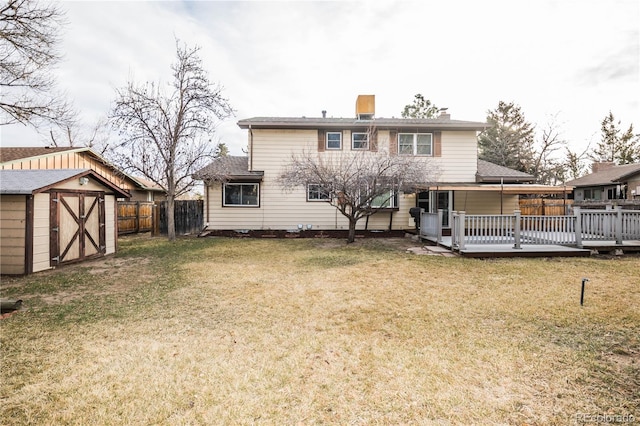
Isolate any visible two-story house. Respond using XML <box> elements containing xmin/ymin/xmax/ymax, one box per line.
<box><xmin>195</xmin><ymin>96</ymin><xmax>567</xmax><ymax>235</ymax></box>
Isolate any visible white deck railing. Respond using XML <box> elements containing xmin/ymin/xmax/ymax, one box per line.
<box><xmin>423</xmin><ymin>206</ymin><xmax>640</xmax><ymax>250</ymax></box>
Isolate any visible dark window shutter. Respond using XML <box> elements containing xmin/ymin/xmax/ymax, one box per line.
<box><xmin>318</xmin><ymin>130</ymin><xmax>325</xmax><ymax>152</ymax></box>
<box><xmin>434</xmin><ymin>131</ymin><xmax>441</xmax><ymax>157</ymax></box>
<box><xmin>389</xmin><ymin>131</ymin><xmax>398</xmax><ymax>155</ymax></box>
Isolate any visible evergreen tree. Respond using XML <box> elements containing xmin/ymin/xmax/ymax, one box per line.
<box><xmin>591</xmin><ymin>111</ymin><xmax>639</xmax><ymax>164</ymax></box>
<box><xmin>478</xmin><ymin>101</ymin><xmax>535</xmax><ymax>174</ymax></box>
<box><xmin>401</xmin><ymin>94</ymin><xmax>439</xmax><ymax>119</ymax></box>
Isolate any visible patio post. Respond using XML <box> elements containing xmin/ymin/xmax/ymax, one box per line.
<box><xmin>513</xmin><ymin>210</ymin><xmax>522</xmax><ymax>249</ymax></box>
<box><xmin>458</xmin><ymin>211</ymin><xmax>466</xmax><ymax>250</ymax></box>
<box><xmin>574</xmin><ymin>207</ymin><xmax>582</xmax><ymax>248</ymax></box>
<box><xmin>615</xmin><ymin>206</ymin><xmax>623</xmax><ymax>244</ymax></box>
<box><xmin>437</xmin><ymin>208</ymin><xmax>443</xmax><ymax>243</ymax></box>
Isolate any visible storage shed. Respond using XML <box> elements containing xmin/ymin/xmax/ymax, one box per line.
<box><xmin>0</xmin><ymin>169</ymin><xmax>129</xmax><ymax>275</ymax></box>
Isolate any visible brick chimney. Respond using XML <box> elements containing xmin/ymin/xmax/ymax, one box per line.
<box><xmin>591</xmin><ymin>161</ymin><xmax>616</xmax><ymax>173</ymax></box>
<box><xmin>438</xmin><ymin>108</ymin><xmax>450</xmax><ymax>120</ymax></box>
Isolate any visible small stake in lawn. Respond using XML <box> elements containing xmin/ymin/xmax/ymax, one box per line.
<box><xmin>580</xmin><ymin>278</ymin><xmax>589</xmax><ymax>306</ymax></box>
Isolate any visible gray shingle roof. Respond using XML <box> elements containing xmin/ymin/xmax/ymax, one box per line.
<box><xmin>238</xmin><ymin>116</ymin><xmax>487</xmax><ymax>131</ymax></box>
<box><xmin>476</xmin><ymin>160</ymin><xmax>534</xmax><ymax>183</ymax></box>
<box><xmin>565</xmin><ymin>163</ymin><xmax>640</xmax><ymax>187</ymax></box>
<box><xmin>0</xmin><ymin>169</ymin><xmax>90</xmax><ymax>194</ymax></box>
<box><xmin>0</xmin><ymin>169</ymin><xmax>131</xmax><ymax>198</ymax></box>
<box><xmin>194</xmin><ymin>156</ymin><xmax>263</xmax><ymax>181</ymax></box>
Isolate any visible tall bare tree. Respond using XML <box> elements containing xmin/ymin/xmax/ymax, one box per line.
<box><xmin>279</xmin><ymin>141</ymin><xmax>437</xmax><ymax>243</ymax></box>
<box><xmin>0</xmin><ymin>0</ymin><xmax>74</xmax><ymax>128</ymax></box>
<box><xmin>110</xmin><ymin>40</ymin><xmax>234</xmax><ymax>241</ymax></box>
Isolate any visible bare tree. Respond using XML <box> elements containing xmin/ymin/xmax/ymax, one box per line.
<box><xmin>279</xmin><ymin>141</ymin><xmax>438</xmax><ymax>243</ymax></box>
<box><xmin>0</xmin><ymin>0</ymin><xmax>74</xmax><ymax>128</ymax></box>
<box><xmin>110</xmin><ymin>40</ymin><xmax>234</xmax><ymax>241</ymax></box>
<box><xmin>530</xmin><ymin>115</ymin><xmax>568</xmax><ymax>185</ymax></box>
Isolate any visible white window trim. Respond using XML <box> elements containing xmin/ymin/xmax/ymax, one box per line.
<box><xmin>223</xmin><ymin>182</ymin><xmax>260</xmax><ymax>207</ymax></box>
<box><xmin>326</xmin><ymin>132</ymin><xmax>342</xmax><ymax>150</ymax></box>
<box><xmin>398</xmin><ymin>133</ymin><xmax>433</xmax><ymax>156</ymax></box>
<box><xmin>307</xmin><ymin>183</ymin><xmax>330</xmax><ymax>202</ymax></box>
<box><xmin>352</xmin><ymin>132</ymin><xmax>369</xmax><ymax>150</ymax></box>
<box><xmin>370</xmin><ymin>189</ymin><xmax>397</xmax><ymax>208</ymax></box>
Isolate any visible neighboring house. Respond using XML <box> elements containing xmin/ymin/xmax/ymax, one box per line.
<box><xmin>195</xmin><ymin>95</ymin><xmax>570</xmax><ymax>233</ymax></box>
<box><xmin>567</xmin><ymin>162</ymin><xmax>640</xmax><ymax>202</ymax></box>
<box><xmin>0</xmin><ymin>169</ymin><xmax>129</xmax><ymax>275</ymax></box>
<box><xmin>0</xmin><ymin>147</ymin><xmax>165</xmax><ymax>201</ymax></box>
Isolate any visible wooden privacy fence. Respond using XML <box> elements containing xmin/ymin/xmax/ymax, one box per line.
<box><xmin>118</xmin><ymin>201</ymin><xmax>155</xmax><ymax>235</ymax></box>
<box><xmin>519</xmin><ymin>198</ymin><xmax>573</xmax><ymax>215</ymax></box>
<box><xmin>157</xmin><ymin>200</ymin><xmax>204</xmax><ymax>235</ymax></box>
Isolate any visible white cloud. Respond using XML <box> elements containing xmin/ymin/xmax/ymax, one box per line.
<box><xmin>1</xmin><ymin>0</ymin><xmax>638</xmax><ymax>159</ymax></box>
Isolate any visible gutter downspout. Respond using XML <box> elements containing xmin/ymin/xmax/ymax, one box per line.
<box><xmin>249</xmin><ymin>125</ymin><xmax>254</xmax><ymax>171</ymax></box>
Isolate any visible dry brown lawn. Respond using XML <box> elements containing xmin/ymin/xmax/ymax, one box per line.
<box><xmin>1</xmin><ymin>236</ymin><xmax>638</xmax><ymax>425</ymax></box>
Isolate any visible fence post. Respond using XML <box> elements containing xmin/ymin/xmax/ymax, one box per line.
<box><xmin>152</xmin><ymin>202</ymin><xmax>160</xmax><ymax>236</ymax></box>
<box><xmin>458</xmin><ymin>211</ymin><xmax>466</xmax><ymax>250</ymax></box>
<box><xmin>437</xmin><ymin>208</ymin><xmax>443</xmax><ymax>243</ymax></box>
<box><xmin>574</xmin><ymin>206</ymin><xmax>582</xmax><ymax>248</ymax></box>
<box><xmin>513</xmin><ymin>210</ymin><xmax>521</xmax><ymax>249</ymax></box>
<box><xmin>135</xmin><ymin>201</ymin><xmax>140</xmax><ymax>233</ymax></box>
<box><xmin>615</xmin><ymin>206</ymin><xmax>623</xmax><ymax>244</ymax></box>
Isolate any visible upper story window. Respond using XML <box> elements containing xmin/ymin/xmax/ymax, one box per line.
<box><xmin>326</xmin><ymin>132</ymin><xmax>342</xmax><ymax>150</ymax></box>
<box><xmin>223</xmin><ymin>183</ymin><xmax>259</xmax><ymax>207</ymax></box>
<box><xmin>352</xmin><ymin>132</ymin><xmax>369</xmax><ymax>150</ymax></box>
<box><xmin>399</xmin><ymin>133</ymin><xmax>433</xmax><ymax>156</ymax></box>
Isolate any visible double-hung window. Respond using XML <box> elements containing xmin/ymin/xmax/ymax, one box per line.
<box><xmin>307</xmin><ymin>184</ymin><xmax>330</xmax><ymax>201</ymax></box>
<box><xmin>326</xmin><ymin>132</ymin><xmax>342</xmax><ymax>150</ymax></box>
<box><xmin>352</xmin><ymin>132</ymin><xmax>369</xmax><ymax>150</ymax></box>
<box><xmin>223</xmin><ymin>183</ymin><xmax>259</xmax><ymax>206</ymax></box>
<box><xmin>398</xmin><ymin>133</ymin><xmax>433</xmax><ymax>156</ymax></box>
<box><xmin>370</xmin><ymin>190</ymin><xmax>396</xmax><ymax>208</ymax></box>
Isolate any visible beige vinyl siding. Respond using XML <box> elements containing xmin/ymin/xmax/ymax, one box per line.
<box><xmin>0</xmin><ymin>195</ymin><xmax>26</xmax><ymax>275</ymax></box>
<box><xmin>32</xmin><ymin>193</ymin><xmax>51</xmax><ymax>273</ymax></box>
<box><xmin>105</xmin><ymin>195</ymin><xmax>116</xmax><ymax>254</ymax></box>
<box><xmin>434</xmin><ymin>131</ymin><xmax>478</xmax><ymax>182</ymax></box>
<box><xmin>205</xmin><ymin>127</ymin><xmax>482</xmax><ymax>232</ymax></box>
<box><xmin>453</xmin><ymin>191</ymin><xmax>519</xmax><ymax>215</ymax></box>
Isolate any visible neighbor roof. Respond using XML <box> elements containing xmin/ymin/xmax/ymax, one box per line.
<box><xmin>238</xmin><ymin>117</ymin><xmax>487</xmax><ymax>131</ymax></box>
<box><xmin>0</xmin><ymin>169</ymin><xmax>130</xmax><ymax>198</ymax></box>
<box><xmin>194</xmin><ymin>156</ymin><xmax>264</xmax><ymax>181</ymax></box>
<box><xmin>476</xmin><ymin>160</ymin><xmax>535</xmax><ymax>183</ymax></box>
<box><xmin>0</xmin><ymin>147</ymin><xmax>87</xmax><ymax>163</ymax></box>
<box><xmin>566</xmin><ymin>163</ymin><xmax>640</xmax><ymax>187</ymax></box>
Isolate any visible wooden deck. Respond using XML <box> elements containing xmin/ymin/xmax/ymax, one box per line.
<box><xmin>419</xmin><ymin>208</ymin><xmax>640</xmax><ymax>258</ymax></box>
<box><xmin>424</xmin><ymin>236</ymin><xmax>592</xmax><ymax>258</ymax></box>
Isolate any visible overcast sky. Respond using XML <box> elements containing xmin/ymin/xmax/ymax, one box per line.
<box><xmin>1</xmin><ymin>0</ymin><xmax>638</xmax><ymax>157</ymax></box>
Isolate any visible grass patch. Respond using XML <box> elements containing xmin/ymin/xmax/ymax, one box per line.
<box><xmin>1</xmin><ymin>236</ymin><xmax>638</xmax><ymax>424</ymax></box>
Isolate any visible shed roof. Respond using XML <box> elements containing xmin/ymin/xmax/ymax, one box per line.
<box><xmin>0</xmin><ymin>169</ymin><xmax>130</xmax><ymax>198</ymax></box>
<box><xmin>0</xmin><ymin>146</ymin><xmax>160</xmax><ymax>193</ymax></box>
<box><xmin>238</xmin><ymin>117</ymin><xmax>487</xmax><ymax>131</ymax></box>
<box><xmin>194</xmin><ymin>156</ymin><xmax>263</xmax><ymax>181</ymax></box>
<box><xmin>565</xmin><ymin>163</ymin><xmax>640</xmax><ymax>187</ymax></box>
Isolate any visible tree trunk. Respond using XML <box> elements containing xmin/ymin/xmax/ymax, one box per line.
<box><xmin>167</xmin><ymin>194</ymin><xmax>176</xmax><ymax>241</ymax></box>
<box><xmin>347</xmin><ymin>218</ymin><xmax>357</xmax><ymax>244</ymax></box>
